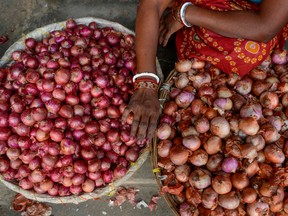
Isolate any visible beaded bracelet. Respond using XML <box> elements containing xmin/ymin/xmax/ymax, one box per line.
<box><xmin>180</xmin><ymin>2</ymin><xmax>193</xmax><ymax>27</ymax></box>
<box><xmin>133</xmin><ymin>81</ymin><xmax>159</xmax><ymax>93</ymax></box>
<box><xmin>132</xmin><ymin>72</ymin><xmax>160</xmax><ymax>84</ymax></box>
<box><xmin>133</xmin><ymin>77</ymin><xmax>158</xmax><ymax>84</ymax></box>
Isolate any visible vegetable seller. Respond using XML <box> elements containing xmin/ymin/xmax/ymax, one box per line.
<box><xmin>122</xmin><ymin>0</ymin><xmax>288</xmax><ymax>142</ymax></box>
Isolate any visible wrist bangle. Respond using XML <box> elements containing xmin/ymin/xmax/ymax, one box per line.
<box><xmin>133</xmin><ymin>72</ymin><xmax>160</xmax><ymax>84</ymax></box>
<box><xmin>180</xmin><ymin>2</ymin><xmax>193</xmax><ymax>27</ymax></box>
<box><xmin>134</xmin><ymin>81</ymin><xmax>159</xmax><ymax>93</ymax></box>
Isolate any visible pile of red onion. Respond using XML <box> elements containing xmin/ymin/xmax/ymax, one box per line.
<box><xmin>0</xmin><ymin>19</ymin><xmax>144</xmax><ymax>196</ymax></box>
<box><xmin>157</xmin><ymin>50</ymin><xmax>288</xmax><ymax>215</ymax></box>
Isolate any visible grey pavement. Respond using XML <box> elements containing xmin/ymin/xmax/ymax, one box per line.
<box><xmin>0</xmin><ymin>0</ymin><xmax>176</xmax><ymax>216</ymax></box>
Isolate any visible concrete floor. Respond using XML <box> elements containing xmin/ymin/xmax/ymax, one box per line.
<box><xmin>0</xmin><ymin>0</ymin><xmax>176</xmax><ymax>216</ymax></box>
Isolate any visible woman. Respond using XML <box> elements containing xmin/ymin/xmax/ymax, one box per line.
<box><xmin>122</xmin><ymin>0</ymin><xmax>288</xmax><ymax>142</ymax></box>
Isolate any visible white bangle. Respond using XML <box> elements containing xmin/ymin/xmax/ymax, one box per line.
<box><xmin>180</xmin><ymin>2</ymin><xmax>193</xmax><ymax>28</ymax></box>
<box><xmin>132</xmin><ymin>72</ymin><xmax>160</xmax><ymax>84</ymax></box>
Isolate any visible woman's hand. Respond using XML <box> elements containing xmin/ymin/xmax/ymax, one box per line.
<box><xmin>159</xmin><ymin>10</ymin><xmax>184</xmax><ymax>47</ymax></box>
<box><xmin>122</xmin><ymin>88</ymin><xmax>160</xmax><ymax>143</ymax></box>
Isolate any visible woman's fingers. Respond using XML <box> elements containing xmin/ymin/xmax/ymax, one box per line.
<box><xmin>147</xmin><ymin>115</ymin><xmax>158</xmax><ymax>141</ymax></box>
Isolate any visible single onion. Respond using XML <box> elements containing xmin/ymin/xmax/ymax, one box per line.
<box><xmin>203</xmin><ymin>135</ymin><xmax>222</xmax><ymax>155</ymax></box>
<box><xmin>169</xmin><ymin>145</ymin><xmax>190</xmax><ymax>165</ymax></box>
<box><xmin>174</xmin><ymin>165</ymin><xmax>191</xmax><ymax>182</ymax></box>
<box><xmin>182</xmin><ymin>135</ymin><xmax>201</xmax><ymax>151</ymax></box>
<box><xmin>259</xmin><ymin>91</ymin><xmax>279</xmax><ymax>110</ymax></box>
<box><xmin>175</xmin><ymin>91</ymin><xmax>195</xmax><ymax>108</ymax></box>
<box><xmin>175</xmin><ymin>60</ymin><xmax>192</xmax><ymax>73</ymax></box>
<box><xmin>210</xmin><ymin>117</ymin><xmax>230</xmax><ymax>138</ymax></box>
<box><xmin>221</xmin><ymin>157</ymin><xmax>238</xmax><ymax>173</ymax></box>
<box><xmin>212</xmin><ymin>174</ymin><xmax>232</xmax><ymax>194</ymax></box>
<box><xmin>264</xmin><ymin>144</ymin><xmax>285</xmax><ymax>164</ymax></box>
<box><xmin>157</xmin><ymin>140</ymin><xmax>172</xmax><ymax>158</ymax></box>
<box><xmin>246</xmin><ymin>201</ymin><xmax>270</xmax><ymax>216</ymax></box>
<box><xmin>231</xmin><ymin>172</ymin><xmax>249</xmax><ymax>190</ymax></box>
<box><xmin>206</xmin><ymin>154</ymin><xmax>223</xmax><ymax>172</ymax></box>
<box><xmin>188</xmin><ymin>169</ymin><xmax>211</xmax><ymax>189</ymax></box>
<box><xmin>218</xmin><ymin>191</ymin><xmax>240</xmax><ymax>210</ymax></box>
<box><xmin>201</xmin><ymin>187</ymin><xmax>218</xmax><ymax>210</ymax></box>
<box><xmin>241</xmin><ymin>187</ymin><xmax>257</xmax><ymax>204</ymax></box>
<box><xmin>239</xmin><ymin>117</ymin><xmax>259</xmax><ymax>136</ymax></box>
<box><xmin>189</xmin><ymin>149</ymin><xmax>208</xmax><ymax>167</ymax></box>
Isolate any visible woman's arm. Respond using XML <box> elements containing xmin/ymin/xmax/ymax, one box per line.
<box><xmin>122</xmin><ymin>0</ymin><xmax>173</xmax><ymax>141</ymax></box>
<box><xmin>136</xmin><ymin>0</ymin><xmax>173</xmax><ymax>72</ymax></box>
<box><xmin>185</xmin><ymin>0</ymin><xmax>288</xmax><ymax>42</ymax></box>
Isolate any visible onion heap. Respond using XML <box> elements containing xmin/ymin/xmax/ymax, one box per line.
<box><xmin>157</xmin><ymin>50</ymin><xmax>288</xmax><ymax>215</ymax></box>
<box><xmin>0</xmin><ymin>19</ymin><xmax>144</xmax><ymax>196</ymax></box>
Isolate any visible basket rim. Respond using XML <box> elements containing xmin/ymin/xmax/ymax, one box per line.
<box><xmin>151</xmin><ymin>69</ymin><xmax>180</xmax><ymax>216</ymax></box>
<box><xmin>0</xmin><ymin>17</ymin><xmax>162</xmax><ymax>204</ymax></box>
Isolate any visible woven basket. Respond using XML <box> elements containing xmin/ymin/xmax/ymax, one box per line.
<box><xmin>0</xmin><ymin>17</ymin><xmax>163</xmax><ymax>204</ymax></box>
<box><xmin>151</xmin><ymin>69</ymin><xmax>180</xmax><ymax>216</ymax></box>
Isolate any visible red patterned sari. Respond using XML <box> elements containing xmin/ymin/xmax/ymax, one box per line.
<box><xmin>174</xmin><ymin>0</ymin><xmax>288</xmax><ymax>76</ymax></box>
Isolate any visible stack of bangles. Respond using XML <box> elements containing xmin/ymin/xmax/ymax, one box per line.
<box><xmin>172</xmin><ymin>2</ymin><xmax>193</xmax><ymax>27</ymax></box>
<box><xmin>132</xmin><ymin>72</ymin><xmax>160</xmax><ymax>93</ymax></box>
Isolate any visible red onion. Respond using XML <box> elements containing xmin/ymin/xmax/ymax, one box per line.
<box><xmin>19</xmin><ymin>178</ymin><xmax>33</xmax><ymax>190</ymax></box>
<box><xmin>175</xmin><ymin>73</ymin><xmax>189</xmax><ymax>89</ymax></box>
<box><xmin>189</xmin><ymin>169</ymin><xmax>211</xmax><ymax>189</ymax></box>
<box><xmin>210</xmin><ymin>117</ymin><xmax>230</xmax><ymax>138</ymax></box>
<box><xmin>29</xmin><ymin>169</ymin><xmax>45</xmax><ymax>183</ymax></box>
<box><xmin>0</xmin><ymin>158</ymin><xmax>9</xmax><ymax>172</ymax></box>
<box><xmin>218</xmin><ymin>191</ymin><xmax>240</xmax><ymax>210</ymax></box>
<box><xmin>246</xmin><ymin>201</ymin><xmax>270</xmax><ymax>216</ymax></box>
<box><xmin>182</xmin><ymin>135</ymin><xmax>201</xmax><ymax>151</ymax></box>
<box><xmin>157</xmin><ymin>123</ymin><xmax>172</xmax><ymax>140</ymax></box>
<box><xmin>202</xmin><ymin>187</ymin><xmax>218</xmax><ymax>210</ymax></box>
<box><xmin>206</xmin><ymin>154</ymin><xmax>223</xmax><ymax>172</ymax></box>
<box><xmin>239</xmin><ymin>117</ymin><xmax>259</xmax><ymax>136</ymax></box>
<box><xmin>260</xmin><ymin>123</ymin><xmax>281</xmax><ymax>143</ymax></box>
<box><xmin>125</xmin><ymin>148</ymin><xmax>139</xmax><ymax>162</ymax></box>
<box><xmin>221</xmin><ymin>157</ymin><xmax>238</xmax><ymax>173</ymax></box>
<box><xmin>264</xmin><ymin>144</ymin><xmax>285</xmax><ymax>164</ymax></box>
<box><xmin>195</xmin><ymin>117</ymin><xmax>210</xmax><ymax>133</ymax></box>
<box><xmin>189</xmin><ymin>149</ymin><xmax>208</xmax><ymax>166</ymax></box>
<box><xmin>212</xmin><ymin>174</ymin><xmax>232</xmax><ymax>194</ymax></box>
<box><xmin>113</xmin><ymin>164</ymin><xmax>127</xmax><ymax>179</ymax></box>
<box><xmin>271</xmin><ymin>49</ymin><xmax>287</xmax><ymax>65</ymax></box>
<box><xmin>260</xmin><ymin>91</ymin><xmax>279</xmax><ymax>110</ymax></box>
<box><xmin>235</xmin><ymin>77</ymin><xmax>252</xmax><ymax>95</ymax></box>
<box><xmin>74</xmin><ymin>160</ymin><xmax>87</xmax><ymax>174</ymax></box>
<box><xmin>175</xmin><ymin>91</ymin><xmax>195</xmax><ymax>108</ymax></box>
<box><xmin>240</xmin><ymin>103</ymin><xmax>262</xmax><ymax>120</ymax></box>
<box><xmin>60</xmin><ymin>138</ymin><xmax>76</xmax><ymax>155</ymax></box>
<box><xmin>203</xmin><ymin>135</ymin><xmax>222</xmax><ymax>155</ymax></box>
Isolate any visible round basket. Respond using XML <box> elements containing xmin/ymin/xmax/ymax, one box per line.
<box><xmin>0</xmin><ymin>17</ymin><xmax>163</xmax><ymax>204</ymax></box>
<box><xmin>151</xmin><ymin>69</ymin><xmax>180</xmax><ymax>216</ymax></box>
